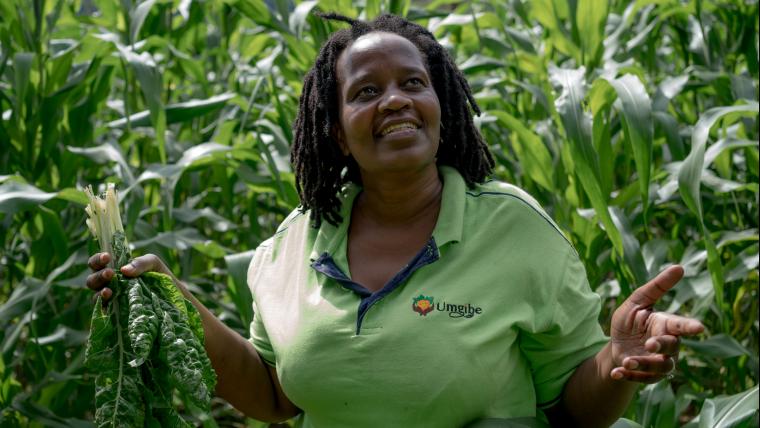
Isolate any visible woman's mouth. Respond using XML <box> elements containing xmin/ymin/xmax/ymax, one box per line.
<box><xmin>378</xmin><ymin>122</ymin><xmax>420</xmax><ymax>137</ymax></box>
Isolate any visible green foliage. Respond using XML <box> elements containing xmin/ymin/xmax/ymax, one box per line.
<box><xmin>0</xmin><ymin>0</ymin><xmax>757</xmax><ymax>426</ymax></box>
<box><xmin>82</xmin><ymin>186</ymin><xmax>215</xmax><ymax>426</ymax></box>
<box><xmin>86</xmin><ymin>292</ymin><xmax>146</xmax><ymax>428</ymax></box>
<box><xmin>85</xmin><ymin>272</ymin><xmax>216</xmax><ymax>428</ymax></box>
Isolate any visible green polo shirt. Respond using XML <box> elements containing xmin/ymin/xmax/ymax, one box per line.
<box><xmin>246</xmin><ymin>166</ymin><xmax>608</xmax><ymax>427</ymax></box>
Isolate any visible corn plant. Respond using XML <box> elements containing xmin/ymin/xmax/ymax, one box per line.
<box><xmin>0</xmin><ymin>0</ymin><xmax>757</xmax><ymax>426</ymax></box>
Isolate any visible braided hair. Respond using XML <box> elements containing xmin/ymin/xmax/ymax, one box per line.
<box><xmin>292</xmin><ymin>12</ymin><xmax>495</xmax><ymax>227</ymax></box>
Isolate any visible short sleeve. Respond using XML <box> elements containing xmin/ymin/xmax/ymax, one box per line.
<box><xmin>249</xmin><ymin>300</ymin><xmax>276</xmax><ymax>366</ymax></box>
<box><xmin>246</xmin><ymin>242</ymin><xmax>277</xmax><ymax>366</ymax></box>
<box><xmin>519</xmin><ymin>248</ymin><xmax>608</xmax><ymax>408</ymax></box>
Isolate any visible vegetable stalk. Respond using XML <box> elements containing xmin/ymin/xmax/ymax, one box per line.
<box><xmin>83</xmin><ymin>184</ymin><xmax>216</xmax><ymax>427</ymax></box>
<box><xmin>85</xmin><ymin>184</ymin><xmax>128</xmax><ymax>268</ymax></box>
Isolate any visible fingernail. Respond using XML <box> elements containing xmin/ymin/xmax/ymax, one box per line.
<box><xmin>628</xmin><ymin>360</ymin><xmax>639</xmax><ymax>369</ymax></box>
<box><xmin>612</xmin><ymin>371</ymin><xmax>623</xmax><ymax>380</ymax></box>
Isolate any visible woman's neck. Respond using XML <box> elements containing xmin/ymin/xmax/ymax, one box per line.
<box><xmin>354</xmin><ymin>165</ymin><xmax>442</xmax><ymax>227</ymax></box>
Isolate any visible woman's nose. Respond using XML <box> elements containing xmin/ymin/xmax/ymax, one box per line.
<box><xmin>378</xmin><ymin>87</ymin><xmax>412</xmax><ymax>112</ymax></box>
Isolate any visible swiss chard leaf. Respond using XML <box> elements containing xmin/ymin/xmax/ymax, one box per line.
<box><xmin>156</xmin><ymin>297</ymin><xmax>215</xmax><ymax>411</ymax></box>
<box><xmin>86</xmin><ymin>290</ymin><xmax>147</xmax><ymax>428</ymax></box>
<box><xmin>127</xmin><ymin>279</ymin><xmax>160</xmax><ymax>368</ymax></box>
<box><xmin>84</xmin><ymin>185</ymin><xmax>216</xmax><ymax>425</ymax></box>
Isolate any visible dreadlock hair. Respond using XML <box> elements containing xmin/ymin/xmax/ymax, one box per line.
<box><xmin>292</xmin><ymin>12</ymin><xmax>495</xmax><ymax>227</ymax></box>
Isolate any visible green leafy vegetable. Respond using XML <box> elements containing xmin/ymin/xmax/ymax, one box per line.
<box><xmin>126</xmin><ymin>278</ymin><xmax>160</xmax><ymax>368</ymax></box>
<box><xmin>83</xmin><ymin>184</ymin><xmax>216</xmax><ymax>427</ymax></box>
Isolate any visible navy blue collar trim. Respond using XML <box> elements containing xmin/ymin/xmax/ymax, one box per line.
<box><xmin>310</xmin><ymin>237</ymin><xmax>440</xmax><ymax>334</ymax></box>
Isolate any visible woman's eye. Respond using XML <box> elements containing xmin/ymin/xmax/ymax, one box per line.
<box><xmin>406</xmin><ymin>78</ymin><xmax>424</xmax><ymax>87</ymax></box>
<box><xmin>356</xmin><ymin>87</ymin><xmax>378</xmax><ymax>99</ymax></box>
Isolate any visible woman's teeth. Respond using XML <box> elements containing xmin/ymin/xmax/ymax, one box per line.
<box><xmin>380</xmin><ymin>122</ymin><xmax>417</xmax><ymax>136</ymax></box>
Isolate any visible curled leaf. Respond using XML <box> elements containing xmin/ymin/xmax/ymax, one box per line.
<box><xmin>127</xmin><ymin>279</ymin><xmax>160</xmax><ymax>368</ymax></box>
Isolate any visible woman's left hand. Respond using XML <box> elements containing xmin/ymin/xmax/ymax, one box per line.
<box><xmin>609</xmin><ymin>265</ymin><xmax>705</xmax><ymax>382</ymax></box>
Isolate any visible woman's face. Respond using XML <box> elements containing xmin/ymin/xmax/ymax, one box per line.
<box><xmin>335</xmin><ymin>32</ymin><xmax>441</xmax><ymax>180</ymax></box>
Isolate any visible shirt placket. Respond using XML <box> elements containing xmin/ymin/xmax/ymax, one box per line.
<box><xmin>311</xmin><ymin>238</ymin><xmax>440</xmax><ymax>334</ymax></box>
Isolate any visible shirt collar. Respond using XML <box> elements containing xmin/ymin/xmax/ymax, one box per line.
<box><xmin>432</xmin><ymin>165</ymin><xmax>465</xmax><ymax>247</ymax></box>
<box><xmin>309</xmin><ymin>183</ymin><xmax>361</xmax><ymax>261</ymax></box>
<box><xmin>309</xmin><ymin>165</ymin><xmax>466</xmax><ymax>260</ymax></box>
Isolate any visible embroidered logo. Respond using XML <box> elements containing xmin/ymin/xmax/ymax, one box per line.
<box><xmin>412</xmin><ymin>294</ymin><xmax>484</xmax><ymax>318</ymax></box>
<box><xmin>412</xmin><ymin>295</ymin><xmax>434</xmax><ymax>316</ymax></box>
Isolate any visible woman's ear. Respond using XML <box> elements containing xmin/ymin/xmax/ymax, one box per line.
<box><xmin>332</xmin><ymin>124</ymin><xmax>350</xmax><ymax>156</ymax></box>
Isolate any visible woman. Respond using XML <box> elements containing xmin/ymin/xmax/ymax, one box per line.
<box><xmin>87</xmin><ymin>13</ymin><xmax>704</xmax><ymax>427</ymax></box>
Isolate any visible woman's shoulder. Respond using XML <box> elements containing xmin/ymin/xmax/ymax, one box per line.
<box><xmin>468</xmin><ymin>178</ymin><xmax>546</xmax><ymax>214</ymax></box>
<box><xmin>249</xmin><ymin>206</ymin><xmax>311</xmax><ymax>262</ymax></box>
<box><xmin>247</xmin><ymin>206</ymin><xmax>314</xmax><ymax>292</ymax></box>
<box><xmin>465</xmin><ymin>177</ymin><xmax>572</xmax><ymax>248</ymax></box>
<box><xmin>273</xmin><ymin>206</ymin><xmax>311</xmax><ymax>236</ymax></box>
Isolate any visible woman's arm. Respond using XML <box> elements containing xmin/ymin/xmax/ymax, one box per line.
<box><xmin>178</xmin><ymin>280</ymin><xmax>300</xmax><ymax>421</ymax></box>
<box><xmin>544</xmin><ymin>343</ymin><xmax>636</xmax><ymax>427</ymax></box>
<box><xmin>546</xmin><ymin>266</ymin><xmax>704</xmax><ymax>427</ymax></box>
<box><xmin>88</xmin><ymin>253</ymin><xmax>300</xmax><ymax>422</ymax></box>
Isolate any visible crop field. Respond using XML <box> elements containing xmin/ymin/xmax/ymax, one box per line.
<box><xmin>0</xmin><ymin>0</ymin><xmax>758</xmax><ymax>426</ymax></box>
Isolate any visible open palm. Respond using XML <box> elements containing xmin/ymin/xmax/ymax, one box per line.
<box><xmin>608</xmin><ymin>265</ymin><xmax>705</xmax><ymax>383</ymax></box>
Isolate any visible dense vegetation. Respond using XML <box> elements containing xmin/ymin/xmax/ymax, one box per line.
<box><xmin>0</xmin><ymin>0</ymin><xmax>758</xmax><ymax>426</ymax></box>
<box><xmin>84</xmin><ymin>185</ymin><xmax>216</xmax><ymax>427</ymax></box>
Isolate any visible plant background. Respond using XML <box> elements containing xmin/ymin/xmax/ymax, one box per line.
<box><xmin>0</xmin><ymin>0</ymin><xmax>758</xmax><ymax>426</ymax></box>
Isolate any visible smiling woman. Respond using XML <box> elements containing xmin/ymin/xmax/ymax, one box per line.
<box><xmin>291</xmin><ymin>13</ymin><xmax>494</xmax><ymax>229</ymax></box>
<box><xmin>335</xmin><ymin>32</ymin><xmax>441</xmax><ymax>178</ymax></box>
<box><xmin>243</xmin><ymin>13</ymin><xmax>703</xmax><ymax>427</ymax></box>
<box><xmin>84</xmin><ymin>11</ymin><xmax>707</xmax><ymax>428</ymax></box>
<box><xmin>2</xmin><ymin>0</ymin><xmax>756</xmax><ymax>424</ymax></box>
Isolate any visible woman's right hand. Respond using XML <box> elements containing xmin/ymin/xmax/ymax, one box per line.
<box><xmin>86</xmin><ymin>252</ymin><xmax>178</xmax><ymax>303</ymax></box>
